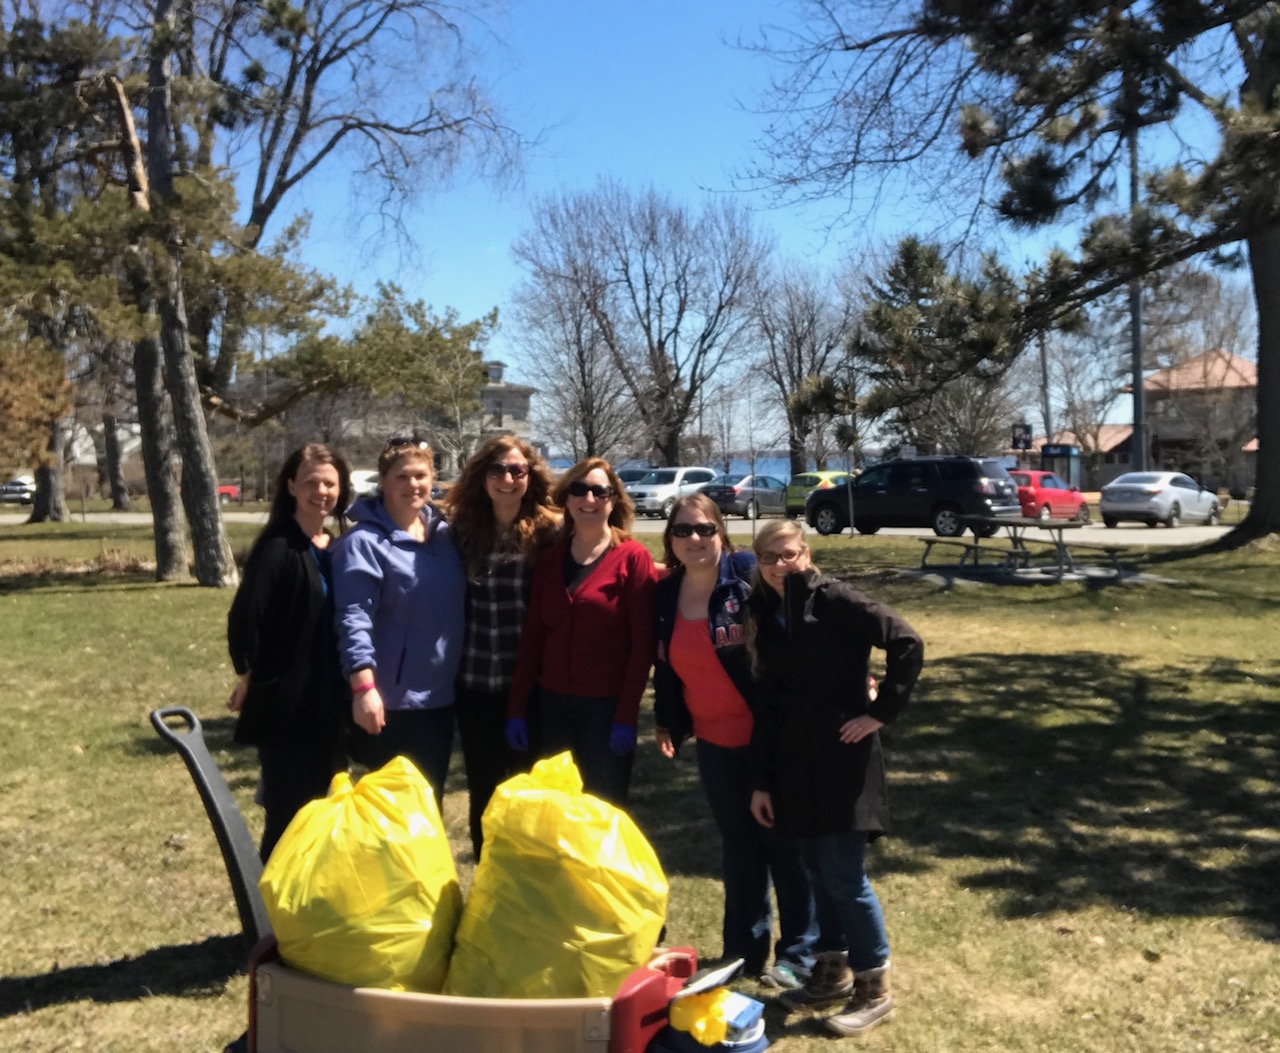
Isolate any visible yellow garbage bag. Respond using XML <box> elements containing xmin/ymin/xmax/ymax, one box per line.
<box><xmin>259</xmin><ymin>756</ymin><xmax>462</xmax><ymax>992</ymax></box>
<box><xmin>444</xmin><ymin>751</ymin><xmax>668</xmax><ymax>999</ymax></box>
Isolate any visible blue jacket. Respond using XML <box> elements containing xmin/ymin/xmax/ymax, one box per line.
<box><xmin>652</xmin><ymin>550</ymin><xmax>757</xmax><ymax>751</ymax></box>
<box><xmin>333</xmin><ymin>496</ymin><xmax>466</xmax><ymax>711</ymax></box>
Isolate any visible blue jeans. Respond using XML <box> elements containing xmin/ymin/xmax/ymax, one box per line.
<box><xmin>800</xmin><ymin>831</ymin><xmax>890</xmax><ymax>972</ymax></box>
<box><xmin>349</xmin><ymin>705</ymin><xmax>455</xmax><ymax>811</ymax></box>
<box><xmin>696</xmin><ymin>740</ymin><xmax>820</xmax><ymax>974</ymax></box>
<box><xmin>537</xmin><ymin>691</ymin><xmax>632</xmax><ymax>805</ymax></box>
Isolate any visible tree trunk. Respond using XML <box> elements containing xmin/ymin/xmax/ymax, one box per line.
<box><xmin>102</xmin><ymin>411</ymin><xmax>132</xmax><ymax>511</ymax></box>
<box><xmin>27</xmin><ymin>419</ymin><xmax>70</xmax><ymax>523</ymax></box>
<box><xmin>148</xmin><ymin>0</ymin><xmax>237</xmax><ymax>588</ymax></box>
<box><xmin>1237</xmin><ymin>222</ymin><xmax>1280</xmax><ymax>538</ymax></box>
<box><xmin>788</xmin><ymin>431</ymin><xmax>807</xmax><ymax>477</ymax></box>
<box><xmin>133</xmin><ymin>329</ymin><xmax>188</xmax><ymax>579</ymax></box>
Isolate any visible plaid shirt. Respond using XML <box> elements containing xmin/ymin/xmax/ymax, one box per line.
<box><xmin>458</xmin><ymin>550</ymin><xmax>535</xmax><ymax>694</ymax></box>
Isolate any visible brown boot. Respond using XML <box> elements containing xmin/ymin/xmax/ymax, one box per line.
<box><xmin>777</xmin><ymin>951</ymin><xmax>854</xmax><ymax>1011</ymax></box>
<box><xmin>825</xmin><ymin>961</ymin><xmax>892</xmax><ymax>1036</ymax></box>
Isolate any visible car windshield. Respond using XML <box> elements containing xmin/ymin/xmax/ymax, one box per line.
<box><xmin>638</xmin><ymin>469</ymin><xmax>678</xmax><ymax>484</ymax></box>
<box><xmin>1111</xmin><ymin>473</ymin><xmax>1164</xmax><ymax>485</ymax></box>
<box><xmin>709</xmin><ymin>474</ymin><xmax>748</xmax><ymax>486</ymax></box>
<box><xmin>977</xmin><ymin>459</ymin><xmax>1014</xmax><ymax>479</ymax></box>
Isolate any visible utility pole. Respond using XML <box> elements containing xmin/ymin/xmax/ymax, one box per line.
<box><xmin>1037</xmin><ymin>329</ymin><xmax>1052</xmax><ymax>443</ymax></box>
<box><xmin>1128</xmin><ymin>120</ymin><xmax>1148</xmax><ymax>471</ymax></box>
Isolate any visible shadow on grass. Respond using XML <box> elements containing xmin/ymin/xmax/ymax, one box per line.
<box><xmin>893</xmin><ymin>650</ymin><xmax>1280</xmax><ymax>938</ymax></box>
<box><xmin>0</xmin><ymin>933</ymin><xmax>245</xmax><ymax>1018</ymax></box>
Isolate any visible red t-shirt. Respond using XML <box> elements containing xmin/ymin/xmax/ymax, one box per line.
<box><xmin>668</xmin><ymin>613</ymin><xmax>753</xmax><ymax>748</ymax></box>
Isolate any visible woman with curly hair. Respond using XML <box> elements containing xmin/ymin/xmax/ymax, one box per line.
<box><xmin>443</xmin><ymin>435</ymin><xmax>560</xmax><ymax>858</ymax></box>
<box><xmin>505</xmin><ymin>456</ymin><xmax>657</xmax><ymax>804</ymax></box>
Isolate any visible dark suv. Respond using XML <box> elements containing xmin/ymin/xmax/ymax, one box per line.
<box><xmin>805</xmin><ymin>456</ymin><xmax>1022</xmax><ymax>537</ymax></box>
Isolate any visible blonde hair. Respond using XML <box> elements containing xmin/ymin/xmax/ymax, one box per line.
<box><xmin>444</xmin><ymin>435</ymin><xmax>561</xmax><ymax>579</ymax></box>
<box><xmin>745</xmin><ymin>520</ymin><xmax>813</xmax><ymax>675</ymax></box>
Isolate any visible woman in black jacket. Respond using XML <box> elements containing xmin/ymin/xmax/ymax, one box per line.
<box><xmin>652</xmin><ymin>494</ymin><xmax>819</xmax><ymax>990</ymax></box>
<box><xmin>746</xmin><ymin>519</ymin><xmax>923</xmax><ymax>1037</ymax></box>
<box><xmin>227</xmin><ymin>443</ymin><xmax>352</xmax><ymax>861</ymax></box>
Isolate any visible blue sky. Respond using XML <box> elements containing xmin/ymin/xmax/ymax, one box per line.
<box><xmin>277</xmin><ymin>1</ymin><xmax>868</xmax><ymax>365</ymax></box>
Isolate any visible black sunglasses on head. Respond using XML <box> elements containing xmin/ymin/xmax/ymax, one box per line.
<box><xmin>385</xmin><ymin>436</ymin><xmax>430</xmax><ymax>450</ymax></box>
<box><xmin>670</xmin><ymin>522</ymin><xmax>717</xmax><ymax>538</ymax></box>
<box><xmin>486</xmin><ymin>463</ymin><xmax>529</xmax><ymax>480</ymax></box>
<box><xmin>566</xmin><ymin>481</ymin><xmax>613</xmax><ymax>499</ymax></box>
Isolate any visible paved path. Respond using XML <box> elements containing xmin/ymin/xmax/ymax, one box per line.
<box><xmin>1</xmin><ymin>509</ymin><xmax>1232</xmax><ymax>548</ymax></box>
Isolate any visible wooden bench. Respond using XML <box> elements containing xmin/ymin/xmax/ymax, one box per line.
<box><xmin>918</xmin><ymin>537</ymin><xmax>1000</xmax><ymax>569</ymax></box>
<box><xmin>1058</xmin><ymin>540</ymin><xmax>1126</xmax><ymax>571</ymax></box>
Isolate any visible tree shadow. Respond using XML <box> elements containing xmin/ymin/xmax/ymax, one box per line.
<box><xmin>0</xmin><ymin>934</ymin><xmax>245</xmax><ymax>1018</ymax></box>
<box><xmin>891</xmin><ymin>650</ymin><xmax>1280</xmax><ymax>938</ymax></box>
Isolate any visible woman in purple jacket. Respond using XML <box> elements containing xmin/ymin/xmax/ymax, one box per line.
<box><xmin>333</xmin><ymin>438</ymin><xmax>466</xmax><ymax>808</ymax></box>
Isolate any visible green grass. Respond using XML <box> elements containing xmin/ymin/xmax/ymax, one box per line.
<box><xmin>1</xmin><ymin>525</ymin><xmax>1278</xmax><ymax>1052</ymax></box>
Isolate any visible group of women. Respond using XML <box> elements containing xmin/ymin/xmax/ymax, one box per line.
<box><xmin>226</xmin><ymin>439</ymin><xmax>923</xmax><ymax>1039</ymax></box>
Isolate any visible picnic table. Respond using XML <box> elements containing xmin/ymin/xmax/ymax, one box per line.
<box><xmin>961</xmin><ymin>515</ymin><xmax>1126</xmax><ymax>581</ymax></box>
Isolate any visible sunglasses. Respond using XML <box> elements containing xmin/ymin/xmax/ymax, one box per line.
<box><xmin>385</xmin><ymin>436</ymin><xmax>430</xmax><ymax>450</ymax></box>
<box><xmin>486</xmin><ymin>463</ymin><xmax>530</xmax><ymax>480</ymax></box>
<box><xmin>566</xmin><ymin>481</ymin><xmax>614</xmax><ymax>499</ymax></box>
<box><xmin>758</xmin><ymin>547</ymin><xmax>806</xmax><ymax>565</ymax></box>
<box><xmin>670</xmin><ymin>522</ymin><xmax>717</xmax><ymax>539</ymax></box>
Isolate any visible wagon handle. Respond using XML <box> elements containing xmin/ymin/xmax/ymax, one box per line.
<box><xmin>150</xmin><ymin>706</ymin><xmax>272</xmax><ymax>947</ymax></box>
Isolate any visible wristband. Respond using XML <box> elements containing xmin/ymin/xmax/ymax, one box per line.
<box><xmin>351</xmin><ymin>681</ymin><xmax>377</xmax><ymax>695</ymax></box>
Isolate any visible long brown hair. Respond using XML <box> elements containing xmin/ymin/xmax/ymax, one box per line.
<box><xmin>445</xmin><ymin>435</ymin><xmax>560</xmax><ymax>578</ymax></box>
<box><xmin>661</xmin><ymin>492</ymin><xmax>734</xmax><ymax>569</ymax></box>
<box><xmin>553</xmin><ymin>457</ymin><xmax>635</xmax><ymax>545</ymax></box>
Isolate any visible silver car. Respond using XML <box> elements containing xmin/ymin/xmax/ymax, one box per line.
<box><xmin>699</xmin><ymin>473</ymin><xmax>787</xmax><ymax>518</ymax></box>
<box><xmin>1099</xmin><ymin>471</ymin><xmax>1221</xmax><ymax>528</ymax></box>
<box><xmin>626</xmin><ymin>466</ymin><xmax>717</xmax><ymax>518</ymax></box>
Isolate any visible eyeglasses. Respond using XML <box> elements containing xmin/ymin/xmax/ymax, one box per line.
<box><xmin>566</xmin><ymin>481</ymin><xmax>614</xmax><ymax>499</ymax></box>
<box><xmin>486</xmin><ymin>463</ymin><xmax>530</xmax><ymax>480</ymax></box>
<box><xmin>385</xmin><ymin>436</ymin><xmax>430</xmax><ymax>450</ymax></box>
<box><xmin>670</xmin><ymin>522</ymin><xmax>717</xmax><ymax>539</ymax></box>
<box><xmin>758</xmin><ymin>547</ymin><xmax>806</xmax><ymax>565</ymax></box>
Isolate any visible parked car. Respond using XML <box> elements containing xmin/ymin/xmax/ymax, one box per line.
<box><xmin>805</xmin><ymin>456</ymin><xmax>1022</xmax><ymax>537</ymax></box>
<box><xmin>626</xmin><ymin>466</ymin><xmax>717</xmax><ymax>518</ymax></box>
<box><xmin>1099</xmin><ymin>471</ymin><xmax>1220</xmax><ymax>528</ymax></box>
<box><xmin>217</xmin><ymin>483</ymin><xmax>242</xmax><ymax>505</ymax></box>
<box><xmin>784</xmin><ymin>470</ymin><xmax>851</xmax><ymax>517</ymax></box>
<box><xmin>1008</xmin><ymin>469</ymin><xmax>1090</xmax><ymax>522</ymax></box>
<box><xmin>614</xmin><ymin>468</ymin><xmax>652</xmax><ymax>486</ymax></box>
<box><xmin>349</xmin><ymin>470</ymin><xmax>380</xmax><ymax>499</ymax></box>
<box><xmin>0</xmin><ymin>475</ymin><xmax>36</xmax><ymax>505</ymax></box>
<box><xmin>699</xmin><ymin>473</ymin><xmax>787</xmax><ymax>518</ymax></box>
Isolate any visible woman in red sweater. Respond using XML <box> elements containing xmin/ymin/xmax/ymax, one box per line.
<box><xmin>505</xmin><ymin>457</ymin><xmax>657</xmax><ymax>804</ymax></box>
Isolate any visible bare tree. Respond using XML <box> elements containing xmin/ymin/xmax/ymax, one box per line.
<box><xmin>747</xmin><ymin>0</ymin><xmax>1280</xmax><ymax>538</ymax></box>
<box><xmin>511</xmin><ymin>279</ymin><xmax>641</xmax><ymax>461</ymax></box>
<box><xmin>512</xmin><ymin>181</ymin><xmax>771</xmax><ymax>465</ymax></box>
<box><xmin>752</xmin><ymin>263</ymin><xmax>857</xmax><ymax>474</ymax></box>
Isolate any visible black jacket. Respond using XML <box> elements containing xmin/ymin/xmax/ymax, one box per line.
<box><xmin>748</xmin><ymin>569</ymin><xmax>923</xmax><ymax>838</ymax></box>
<box><xmin>227</xmin><ymin>517</ymin><xmax>347</xmax><ymax>745</ymax></box>
<box><xmin>653</xmin><ymin>550</ymin><xmax>756</xmax><ymax>751</ymax></box>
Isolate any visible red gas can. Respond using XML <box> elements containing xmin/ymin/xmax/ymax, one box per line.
<box><xmin>609</xmin><ymin>948</ymin><xmax>698</xmax><ymax>1053</ymax></box>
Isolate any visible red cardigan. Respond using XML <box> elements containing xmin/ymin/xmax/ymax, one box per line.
<box><xmin>507</xmin><ymin>537</ymin><xmax>657</xmax><ymax>725</ymax></box>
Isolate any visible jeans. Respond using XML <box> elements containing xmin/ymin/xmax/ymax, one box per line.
<box><xmin>800</xmin><ymin>830</ymin><xmax>890</xmax><ymax>972</ymax></box>
<box><xmin>257</xmin><ymin>725</ymin><xmax>345</xmax><ymax>863</ymax></box>
<box><xmin>349</xmin><ymin>705</ymin><xmax>455</xmax><ymax>811</ymax></box>
<box><xmin>696</xmin><ymin>740</ymin><xmax>820</xmax><ymax>973</ymax></box>
<box><xmin>455</xmin><ymin>686</ymin><xmax>513</xmax><ymax>859</ymax></box>
<box><xmin>537</xmin><ymin>690</ymin><xmax>632</xmax><ymax>805</ymax></box>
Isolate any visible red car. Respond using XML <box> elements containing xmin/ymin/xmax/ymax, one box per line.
<box><xmin>1007</xmin><ymin>470</ymin><xmax>1090</xmax><ymax>522</ymax></box>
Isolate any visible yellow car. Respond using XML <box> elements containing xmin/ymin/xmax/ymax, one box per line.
<box><xmin>784</xmin><ymin>471</ymin><xmax>852</xmax><ymax>518</ymax></box>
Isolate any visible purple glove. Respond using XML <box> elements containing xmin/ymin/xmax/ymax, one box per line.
<box><xmin>505</xmin><ymin>717</ymin><xmax>529</xmax><ymax>751</ymax></box>
<box><xmin>609</xmin><ymin>722</ymin><xmax>637</xmax><ymax>755</ymax></box>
